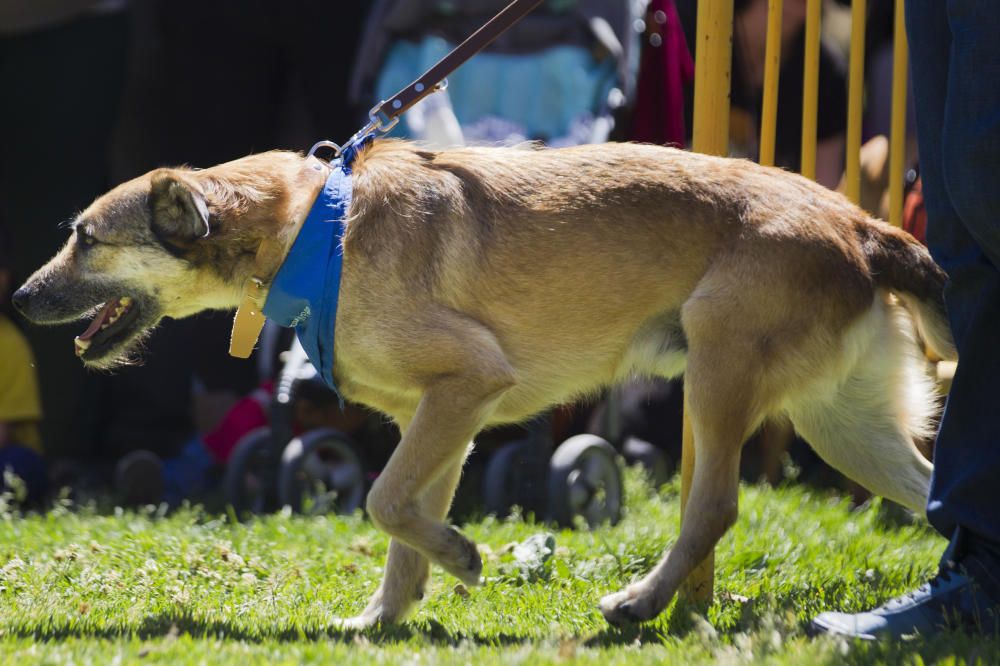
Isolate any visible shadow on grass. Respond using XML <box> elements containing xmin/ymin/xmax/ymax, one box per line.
<box><xmin>584</xmin><ymin>597</ymin><xmax>1000</xmax><ymax>665</ymax></box>
<box><xmin>6</xmin><ymin>598</ymin><xmax>737</xmax><ymax>649</ymax></box>
<box><xmin>8</xmin><ymin>607</ymin><xmax>1000</xmax><ymax>664</ymax></box>
<box><xmin>836</xmin><ymin>633</ymin><xmax>1000</xmax><ymax>665</ymax></box>
<box><xmin>5</xmin><ymin>614</ymin><xmax>539</xmax><ymax>648</ymax></box>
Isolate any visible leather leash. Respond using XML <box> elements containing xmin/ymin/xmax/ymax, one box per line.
<box><xmin>375</xmin><ymin>0</ymin><xmax>546</xmax><ymax>123</ymax></box>
<box><xmin>231</xmin><ymin>0</ymin><xmax>545</xmax><ymax>358</ymax></box>
<box><xmin>309</xmin><ymin>0</ymin><xmax>546</xmax><ymax>161</ymax></box>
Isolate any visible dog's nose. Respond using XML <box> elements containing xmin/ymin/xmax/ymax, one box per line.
<box><xmin>10</xmin><ymin>287</ymin><xmax>29</xmax><ymax>315</ymax></box>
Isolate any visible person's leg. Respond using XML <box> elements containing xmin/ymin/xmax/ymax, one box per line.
<box><xmin>0</xmin><ymin>445</ymin><xmax>48</xmax><ymax>506</ymax></box>
<box><xmin>925</xmin><ymin>0</ymin><xmax>1000</xmax><ymax>544</ymax></box>
<box><xmin>162</xmin><ymin>436</ymin><xmax>216</xmax><ymax>506</ymax></box>
<box><xmin>812</xmin><ymin>0</ymin><xmax>1000</xmax><ymax>639</ymax></box>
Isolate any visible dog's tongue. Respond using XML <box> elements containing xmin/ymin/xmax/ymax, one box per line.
<box><xmin>78</xmin><ymin>299</ymin><xmax>121</xmax><ymax>342</ymax></box>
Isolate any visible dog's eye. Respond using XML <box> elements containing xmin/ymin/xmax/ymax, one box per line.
<box><xmin>77</xmin><ymin>230</ymin><xmax>97</xmax><ymax>247</ymax></box>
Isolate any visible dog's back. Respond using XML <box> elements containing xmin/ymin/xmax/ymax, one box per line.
<box><xmin>340</xmin><ymin>141</ymin><xmax>951</xmax><ymax>427</ymax></box>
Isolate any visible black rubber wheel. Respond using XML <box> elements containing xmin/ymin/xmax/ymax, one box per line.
<box><xmin>482</xmin><ymin>438</ymin><xmax>546</xmax><ymax>517</ymax></box>
<box><xmin>278</xmin><ymin>428</ymin><xmax>366</xmax><ymax>515</ymax></box>
<box><xmin>548</xmin><ymin>434</ymin><xmax>623</xmax><ymax>528</ymax></box>
<box><xmin>622</xmin><ymin>436</ymin><xmax>671</xmax><ymax>487</ymax></box>
<box><xmin>223</xmin><ymin>427</ymin><xmax>279</xmax><ymax>516</ymax></box>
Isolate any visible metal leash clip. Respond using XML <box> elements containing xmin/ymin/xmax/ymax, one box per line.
<box><xmin>307</xmin><ymin>78</ymin><xmax>450</xmax><ymax>166</ymax></box>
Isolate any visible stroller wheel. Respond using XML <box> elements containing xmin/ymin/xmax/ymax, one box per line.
<box><xmin>622</xmin><ymin>436</ymin><xmax>672</xmax><ymax>487</ymax></box>
<box><xmin>278</xmin><ymin>428</ymin><xmax>365</xmax><ymax>515</ymax></box>
<box><xmin>223</xmin><ymin>427</ymin><xmax>278</xmax><ymax>516</ymax></box>
<box><xmin>482</xmin><ymin>438</ymin><xmax>545</xmax><ymax>518</ymax></box>
<box><xmin>548</xmin><ymin>434</ymin><xmax>623</xmax><ymax>528</ymax></box>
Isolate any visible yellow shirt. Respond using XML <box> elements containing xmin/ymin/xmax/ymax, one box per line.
<box><xmin>0</xmin><ymin>315</ymin><xmax>42</xmax><ymax>452</ymax></box>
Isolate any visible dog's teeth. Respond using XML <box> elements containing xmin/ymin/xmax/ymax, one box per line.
<box><xmin>101</xmin><ymin>323</ymin><xmax>109</xmax><ymax>330</ymax></box>
<box><xmin>74</xmin><ymin>337</ymin><xmax>91</xmax><ymax>356</ymax></box>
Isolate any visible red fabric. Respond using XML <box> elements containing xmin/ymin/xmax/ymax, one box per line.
<box><xmin>203</xmin><ymin>382</ymin><xmax>272</xmax><ymax>464</ymax></box>
<box><xmin>903</xmin><ymin>177</ymin><xmax>927</xmax><ymax>245</ymax></box>
<box><xmin>630</xmin><ymin>0</ymin><xmax>695</xmax><ymax>147</ymax></box>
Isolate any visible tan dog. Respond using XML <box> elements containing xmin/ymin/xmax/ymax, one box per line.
<box><xmin>14</xmin><ymin>141</ymin><xmax>955</xmax><ymax>626</ymax></box>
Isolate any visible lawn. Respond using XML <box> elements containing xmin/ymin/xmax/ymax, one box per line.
<box><xmin>1</xmin><ymin>469</ymin><xmax>996</xmax><ymax>665</ymax></box>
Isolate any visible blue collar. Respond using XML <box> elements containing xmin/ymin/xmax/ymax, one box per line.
<box><xmin>262</xmin><ymin>158</ymin><xmax>353</xmax><ymax>398</ymax></box>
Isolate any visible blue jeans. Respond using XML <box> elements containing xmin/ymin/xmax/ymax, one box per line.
<box><xmin>162</xmin><ymin>437</ymin><xmax>215</xmax><ymax>506</ymax></box>
<box><xmin>0</xmin><ymin>445</ymin><xmax>47</xmax><ymax>505</ymax></box>
<box><xmin>907</xmin><ymin>0</ymin><xmax>1000</xmax><ymax>544</ymax></box>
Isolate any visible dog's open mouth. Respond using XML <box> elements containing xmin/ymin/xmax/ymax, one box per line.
<box><xmin>74</xmin><ymin>297</ymin><xmax>141</xmax><ymax>360</ymax></box>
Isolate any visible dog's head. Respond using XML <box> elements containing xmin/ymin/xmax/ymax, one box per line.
<box><xmin>13</xmin><ymin>169</ymin><xmax>242</xmax><ymax>368</ymax></box>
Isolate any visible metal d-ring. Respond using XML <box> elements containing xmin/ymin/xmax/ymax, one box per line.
<box><xmin>307</xmin><ymin>140</ymin><xmax>343</xmax><ymax>162</ymax></box>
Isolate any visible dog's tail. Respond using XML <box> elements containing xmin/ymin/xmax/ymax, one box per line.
<box><xmin>857</xmin><ymin>219</ymin><xmax>956</xmax><ymax>361</ymax></box>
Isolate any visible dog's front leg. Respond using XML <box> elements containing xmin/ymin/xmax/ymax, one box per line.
<box><xmin>365</xmin><ymin>366</ymin><xmax>513</xmax><ymax>589</ymax></box>
<box><xmin>335</xmin><ymin>452</ymin><xmax>466</xmax><ymax>629</ymax></box>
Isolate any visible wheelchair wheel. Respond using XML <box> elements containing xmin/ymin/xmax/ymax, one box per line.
<box><xmin>223</xmin><ymin>427</ymin><xmax>279</xmax><ymax>516</ymax></box>
<box><xmin>278</xmin><ymin>428</ymin><xmax>366</xmax><ymax>515</ymax></box>
<box><xmin>482</xmin><ymin>438</ymin><xmax>544</xmax><ymax>517</ymax></box>
<box><xmin>548</xmin><ymin>434</ymin><xmax>623</xmax><ymax>528</ymax></box>
<box><xmin>622</xmin><ymin>436</ymin><xmax>671</xmax><ymax>487</ymax></box>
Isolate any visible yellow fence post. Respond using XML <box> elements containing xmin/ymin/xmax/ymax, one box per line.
<box><xmin>800</xmin><ymin>0</ymin><xmax>822</xmax><ymax>180</ymax></box>
<box><xmin>889</xmin><ymin>0</ymin><xmax>908</xmax><ymax>228</ymax></box>
<box><xmin>759</xmin><ymin>0</ymin><xmax>784</xmax><ymax>167</ymax></box>
<box><xmin>692</xmin><ymin>0</ymin><xmax>735</xmax><ymax>156</ymax></box>
<box><xmin>683</xmin><ymin>0</ymin><xmax>734</xmax><ymax>605</ymax></box>
<box><xmin>844</xmin><ymin>0</ymin><xmax>868</xmax><ymax>204</ymax></box>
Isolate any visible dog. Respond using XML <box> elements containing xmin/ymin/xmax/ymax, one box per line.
<box><xmin>13</xmin><ymin>140</ymin><xmax>955</xmax><ymax>627</ymax></box>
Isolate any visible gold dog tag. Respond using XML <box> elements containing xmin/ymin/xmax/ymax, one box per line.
<box><xmin>229</xmin><ymin>277</ymin><xmax>266</xmax><ymax>358</ymax></box>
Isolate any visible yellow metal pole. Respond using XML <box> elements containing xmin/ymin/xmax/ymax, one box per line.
<box><xmin>801</xmin><ymin>0</ymin><xmax>822</xmax><ymax>180</ymax></box>
<box><xmin>684</xmin><ymin>0</ymin><xmax>734</xmax><ymax>605</ymax></box>
<box><xmin>759</xmin><ymin>0</ymin><xmax>784</xmax><ymax>167</ymax></box>
<box><xmin>845</xmin><ymin>0</ymin><xmax>868</xmax><ymax>204</ymax></box>
<box><xmin>889</xmin><ymin>0</ymin><xmax>909</xmax><ymax>228</ymax></box>
<box><xmin>692</xmin><ymin>0</ymin><xmax>735</xmax><ymax>156</ymax></box>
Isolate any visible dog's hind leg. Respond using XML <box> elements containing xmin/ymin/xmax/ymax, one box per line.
<box><xmin>786</xmin><ymin>300</ymin><xmax>935</xmax><ymax>513</ymax></box>
<box><xmin>335</xmin><ymin>449</ymin><xmax>467</xmax><ymax>629</ymax></box>
<box><xmin>600</xmin><ymin>314</ymin><xmax>764</xmax><ymax>624</ymax></box>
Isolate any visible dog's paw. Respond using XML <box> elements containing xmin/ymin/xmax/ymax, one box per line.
<box><xmin>331</xmin><ymin>611</ymin><xmax>384</xmax><ymax>632</ymax></box>
<box><xmin>331</xmin><ymin>602</ymin><xmax>407</xmax><ymax>632</ymax></box>
<box><xmin>599</xmin><ymin>585</ymin><xmax>661</xmax><ymax>626</ymax></box>
<box><xmin>332</xmin><ymin>582</ymin><xmax>425</xmax><ymax>632</ymax></box>
<box><xmin>437</xmin><ymin>526</ymin><xmax>483</xmax><ymax>587</ymax></box>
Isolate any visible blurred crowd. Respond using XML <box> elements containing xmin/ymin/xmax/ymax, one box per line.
<box><xmin>0</xmin><ymin>0</ymin><xmax>924</xmax><ymax>508</ymax></box>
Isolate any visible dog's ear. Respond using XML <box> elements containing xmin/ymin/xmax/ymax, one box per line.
<box><xmin>149</xmin><ymin>170</ymin><xmax>211</xmax><ymax>241</ymax></box>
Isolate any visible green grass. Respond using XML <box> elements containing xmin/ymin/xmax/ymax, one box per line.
<box><xmin>1</xmin><ymin>469</ymin><xmax>997</xmax><ymax>665</ymax></box>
